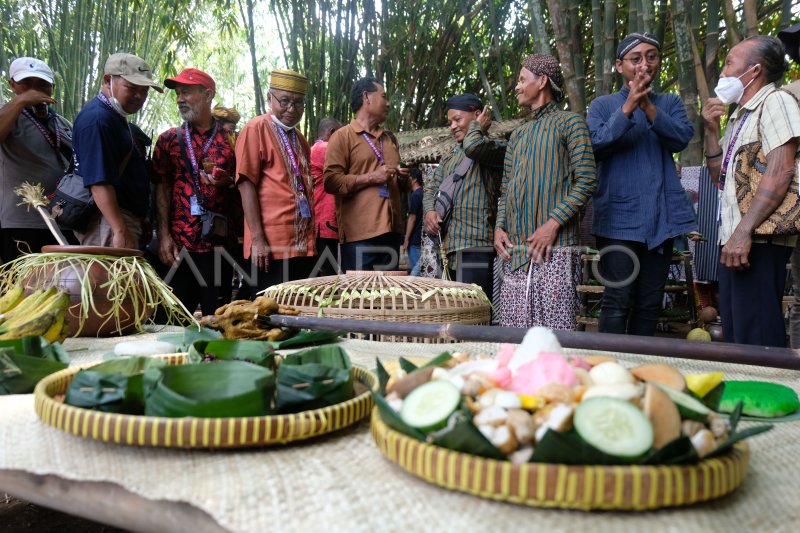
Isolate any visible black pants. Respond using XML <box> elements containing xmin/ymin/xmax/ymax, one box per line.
<box><xmin>165</xmin><ymin>250</ymin><xmax>233</xmax><ymax>316</ymax></box>
<box><xmin>448</xmin><ymin>248</ymin><xmax>495</xmax><ymax>302</ymax></box>
<box><xmin>314</xmin><ymin>237</ymin><xmax>340</xmax><ymax>277</ymax></box>
<box><xmin>340</xmin><ymin>232</ymin><xmax>401</xmax><ymax>272</ymax></box>
<box><xmin>248</xmin><ymin>256</ymin><xmax>318</xmax><ymax>293</ymax></box>
<box><xmin>718</xmin><ymin>242</ymin><xmax>791</xmax><ymax>347</ymax></box>
<box><xmin>0</xmin><ymin>227</ymin><xmax>77</xmax><ymax>263</ymax></box>
<box><xmin>596</xmin><ymin>237</ymin><xmax>674</xmax><ymax>336</ymax></box>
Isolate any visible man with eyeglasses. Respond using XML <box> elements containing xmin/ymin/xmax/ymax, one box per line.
<box><xmin>0</xmin><ymin>57</ymin><xmax>73</xmax><ymax>262</ymax></box>
<box><xmin>324</xmin><ymin>77</ymin><xmax>409</xmax><ymax>271</ymax></box>
<box><xmin>587</xmin><ymin>32</ymin><xmax>697</xmax><ymax>336</ymax></box>
<box><xmin>72</xmin><ymin>53</ymin><xmax>163</xmax><ymax>249</ymax></box>
<box><xmin>235</xmin><ymin>69</ymin><xmax>316</xmax><ymax>291</ymax></box>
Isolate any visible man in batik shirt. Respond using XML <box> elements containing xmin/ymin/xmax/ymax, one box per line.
<box><xmin>494</xmin><ymin>54</ymin><xmax>596</xmax><ymax>329</ymax></box>
<box><xmin>153</xmin><ymin>68</ymin><xmax>236</xmax><ymax>315</ymax></box>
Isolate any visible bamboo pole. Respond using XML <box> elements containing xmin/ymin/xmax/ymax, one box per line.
<box><xmin>261</xmin><ymin>314</ymin><xmax>800</xmax><ymax>371</ymax></box>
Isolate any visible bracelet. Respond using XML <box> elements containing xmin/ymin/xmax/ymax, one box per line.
<box><xmin>705</xmin><ymin>150</ymin><xmax>723</xmax><ymax>159</ymax></box>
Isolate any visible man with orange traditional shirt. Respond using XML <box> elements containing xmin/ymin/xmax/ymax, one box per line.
<box><xmin>235</xmin><ymin>70</ymin><xmax>316</xmax><ymax>292</ymax></box>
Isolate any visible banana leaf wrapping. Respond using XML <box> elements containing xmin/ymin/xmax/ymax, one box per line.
<box><xmin>157</xmin><ymin>326</ymin><xmax>223</xmax><ymax>352</ymax></box>
<box><xmin>188</xmin><ymin>339</ymin><xmax>276</xmax><ymax>369</ymax></box>
<box><xmin>143</xmin><ymin>360</ymin><xmax>275</xmax><ymax>418</ymax></box>
<box><xmin>0</xmin><ymin>336</ymin><xmax>69</xmax><ymax>395</ymax></box>
<box><xmin>268</xmin><ymin>329</ymin><xmax>341</xmax><ymax>349</ymax></box>
<box><xmin>65</xmin><ymin>357</ymin><xmax>167</xmax><ymax>413</ymax></box>
<box><xmin>276</xmin><ymin>345</ymin><xmax>353</xmax><ymax>414</ymax></box>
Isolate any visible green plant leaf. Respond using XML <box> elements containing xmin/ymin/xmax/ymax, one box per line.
<box><xmin>188</xmin><ymin>339</ymin><xmax>276</xmax><ymax>368</ymax></box>
<box><xmin>0</xmin><ymin>337</ymin><xmax>70</xmax><ymax>394</ymax></box>
<box><xmin>268</xmin><ymin>330</ymin><xmax>341</xmax><ymax>349</ymax></box>
<box><xmin>276</xmin><ymin>345</ymin><xmax>353</xmax><ymax>413</ymax></box>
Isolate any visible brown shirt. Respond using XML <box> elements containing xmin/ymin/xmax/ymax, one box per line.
<box><xmin>323</xmin><ymin>119</ymin><xmax>405</xmax><ymax>242</ymax></box>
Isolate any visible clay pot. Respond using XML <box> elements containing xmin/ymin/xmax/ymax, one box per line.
<box><xmin>706</xmin><ymin>320</ymin><xmax>725</xmax><ymax>342</ymax></box>
<box><xmin>24</xmin><ymin>245</ymin><xmax>151</xmax><ymax>337</ymax></box>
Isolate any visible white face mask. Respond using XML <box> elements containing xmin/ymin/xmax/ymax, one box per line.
<box><xmin>714</xmin><ymin>64</ymin><xmax>759</xmax><ymax>105</ymax></box>
<box><xmin>109</xmin><ymin>78</ymin><xmax>130</xmax><ymax>118</ymax></box>
<box><xmin>270</xmin><ymin>112</ymin><xmax>295</xmax><ymax>131</ymax></box>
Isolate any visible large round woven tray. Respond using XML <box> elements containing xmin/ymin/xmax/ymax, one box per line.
<box><xmin>263</xmin><ymin>274</ymin><xmax>491</xmax><ymax>343</ymax></box>
<box><xmin>370</xmin><ymin>408</ymin><xmax>750</xmax><ymax>511</ymax></box>
<box><xmin>33</xmin><ymin>354</ymin><xmax>377</xmax><ymax>449</ymax></box>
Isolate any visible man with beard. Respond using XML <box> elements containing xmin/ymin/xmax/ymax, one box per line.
<box><xmin>324</xmin><ymin>77</ymin><xmax>409</xmax><ymax>271</ymax></box>
<box><xmin>72</xmin><ymin>53</ymin><xmax>162</xmax><ymax>248</ymax></box>
<box><xmin>423</xmin><ymin>94</ymin><xmax>505</xmax><ymax>299</ymax></box>
<box><xmin>587</xmin><ymin>32</ymin><xmax>697</xmax><ymax>336</ymax></box>
<box><xmin>152</xmin><ymin>68</ymin><xmax>236</xmax><ymax>315</ymax></box>
<box><xmin>0</xmin><ymin>57</ymin><xmax>73</xmax><ymax>262</ymax></box>
<box><xmin>235</xmin><ymin>70</ymin><xmax>316</xmax><ymax>291</ymax></box>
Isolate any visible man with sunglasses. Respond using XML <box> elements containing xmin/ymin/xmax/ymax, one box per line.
<box><xmin>587</xmin><ymin>32</ymin><xmax>697</xmax><ymax>337</ymax></box>
<box><xmin>235</xmin><ymin>69</ymin><xmax>316</xmax><ymax>291</ymax></box>
<box><xmin>0</xmin><ymin>57</ymin><xmax>73</xmax><ymax>262</ymax></box>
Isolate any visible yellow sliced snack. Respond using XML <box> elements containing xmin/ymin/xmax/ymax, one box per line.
<box><xmin>685</xmin><ymin>372</ymin><xmax>724</xmax><ymax>398</ymax></box>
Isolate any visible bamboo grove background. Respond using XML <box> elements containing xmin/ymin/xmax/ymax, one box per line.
<box><xmin>1</xmin><ymin>0</ymin><xmax>798</xmax><ymax>165</ymax></box>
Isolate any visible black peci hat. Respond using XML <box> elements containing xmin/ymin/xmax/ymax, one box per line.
<box><xmin>778</xmin><ymin>23</ymin><xmax>800</xmax><ymax>64</ymax></box>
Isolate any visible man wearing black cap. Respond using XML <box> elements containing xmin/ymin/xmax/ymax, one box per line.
<box><xmin>72</xmin><ymin>52</ymin><xmax>163</xmax><ymax>249</ymax></box>
<box><xmin>0</xmin><ymin>57</ymin><xmax>72</xmax><ymax>262</ymax></box>
<box><xmin>152</xmin><ymin>68</ymin><xmax>236</xmax><ymax>315</ymax></box>
<box><xmin>422</xmin><ymin>94</ymin><xmax>505</xmax><ymax>300</ymax></box>
<box><xmin>587</xmin><ymin>32</ymin><xmax>697</xmax><ymax>336</ymax></box>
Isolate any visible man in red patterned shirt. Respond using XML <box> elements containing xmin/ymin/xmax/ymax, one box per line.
<box><xmin>152</xmin><ymin>68</ymin><xmax>236</xmax><ymax>315</ymax></box>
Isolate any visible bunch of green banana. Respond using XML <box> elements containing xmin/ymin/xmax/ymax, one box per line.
<box><xmin>0</xmin><ymin>286</ymin><xmax>71</xmax><ymax>343</ymax></box>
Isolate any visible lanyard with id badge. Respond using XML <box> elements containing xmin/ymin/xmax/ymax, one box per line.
<box><xmin>178</xmin><ymin>122</ymin><xmax>229</xmax><ymax>244</ymax></box>
<box><xmin>716</xmin><ymin>110</ymin><xmax>751</xmax><ymax>223</ymax></box>
<box><xmin>276</xmin><ymin>126</ymin><xmax>312</xmax><ymax>219</ymax></box>
<box><xmin>362</xmin><ymin>133</ymin><xmax>390</xmax><ymax>198</ymax></box>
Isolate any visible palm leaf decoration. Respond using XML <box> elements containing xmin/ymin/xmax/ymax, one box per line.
<box><xmin>143</xmin><ymin>360</ymin><xmax>275</xmax><ymax>418</ymax></box>
<box><xmin>0</xmin><ymin>336</ymin><xmax>69</xmax><ymax>395</ymax></box>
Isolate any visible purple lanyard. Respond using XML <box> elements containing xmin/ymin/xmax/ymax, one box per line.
<box><xmin>719</xmin><ymin>110</ymin><xmax>751</xmax><ymax>189</ymax></box>
<box><xmin>276</xmin><ymin>126</ymin><xmax>306</xmax><ymax>193</ymax></box>
<box><xmin>97</xmin><ymin>92</ymin><xmax>144</xmax><ymax>158</ymax></box>
<box><xmin>361</xmin><ymin>133</ymin><xmax>385</xmax><ymax>165</ymax></box>
<box><xmin>182</xmin><ymin>122</ymin><xmax>218</xmax><ymax>176</ymax></box>
<box><xmin>21</xmin><ymin>108</ymin><xmax>60</xmax><ymax>152</ymax></box>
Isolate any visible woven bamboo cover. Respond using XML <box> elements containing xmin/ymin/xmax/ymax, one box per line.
<box><xmin>33</xmin><ymin>355</ymin><xmax>377</xmax><ymax>449</ymax></box>
<box><xmin>263</xmin><ymin>274</ymin><xmax>491</xmax><ymax>343</ymax></box>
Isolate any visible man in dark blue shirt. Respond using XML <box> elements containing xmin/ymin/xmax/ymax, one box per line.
<box><xmin>72</xmin><ymin>53</ymin><xmax>162</xmax><ymax>248</ymax></box>
<box><xmin>587</xmin><ymin>32</ymin><xmax>697</xmax><ymax>336</ymax></box>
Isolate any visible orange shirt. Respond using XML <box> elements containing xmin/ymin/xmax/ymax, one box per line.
<box><xmin>235</xmin><ymin>112</ymin><xmax>315</xmax><ymax>259</ymax></box>
<box><xmin>323</xmin><ymin>119</ymin><xmax>405</xmax><ymax>243</ymax></box>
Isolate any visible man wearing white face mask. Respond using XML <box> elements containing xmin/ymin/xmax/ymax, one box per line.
<box><xmin>701</xmin><ymin>36</ymin><xmax>800</xmax><ymax>347</ymax></box>
<box><xmin>235</xmin><ymin>69</ymin><xmax>316</xmax><ymax>292</ymax></box>
<box><xmin>72</xmin><ymin>53</ymin><xmax>163</xmax><ymax>249</ymax></box>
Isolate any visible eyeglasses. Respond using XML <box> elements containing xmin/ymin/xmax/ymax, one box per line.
<box><xmin>622</xmin><ymin>52</ymin><xmax>661</xmax><ymax>65</ymax></box>
<box><xmin>270</xmin><ymin>92</ymin><xmax>305</xmax><ymax>110</ymax></box>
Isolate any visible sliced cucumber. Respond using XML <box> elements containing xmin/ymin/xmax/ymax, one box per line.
<box><xmin>574</xmin><ymin>398</ymin><xmax>653</xmax><ymax>459</ymax></box>
<box><xmin>400</xmin><ymin>380</ymin><xmax>461</xmax><ymax>433</ymax></box>
<box><xmin>654</xmin><ymin>382</ymin><xmax>711</xmax><ymax>422</ymax></box>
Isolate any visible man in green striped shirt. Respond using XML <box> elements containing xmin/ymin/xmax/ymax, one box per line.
<box><xmin>423</xmin><ymin>94</ymin><xmax>506</xmax><ymax>301</ymax></box>
<box><xmin>494</xmin><ymin>54</ymin><xmax>597</xmax><ymax>330</ymax></box>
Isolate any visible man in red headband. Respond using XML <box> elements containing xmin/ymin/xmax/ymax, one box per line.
<box><xmin>152</xmin><ymin>68</ymin><xmax>236</xmax><ymax>315</ymax></box>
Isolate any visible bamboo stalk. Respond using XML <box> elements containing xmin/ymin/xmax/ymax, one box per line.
<box><xmin>261</xmin><ymin>314</ymin><xmax>800</xmax><ymax>371</ymax></box>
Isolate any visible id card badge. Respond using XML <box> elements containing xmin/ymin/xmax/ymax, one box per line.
<box><xmin>297</xmin><ymin>195</ymin><xmax>312</xmax><ymax>218</ymax></box>
<box><xmin>378</xmin><ymin>184</ymin><xmax>390</xmax><ymax>198</ymax></box>
<box><xmin>190</xmin><ymin>195</ymin><xmax>204</xmax><ymax>216</ymax></box>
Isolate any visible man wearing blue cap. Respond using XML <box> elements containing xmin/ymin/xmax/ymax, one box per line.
<box><xmin>423</xmin><ymin>93</ymin><xmax>505</xmax><ymax>300</ymax></box>
<box><xmin>587</xmin><ymin>32</ymin><xmax>697</xmax><ymax>337</ymax></box>
<box><xmin>0</xmin><ymin>57</ymin><xmax>73</xmax><ymax>262</ymax></box>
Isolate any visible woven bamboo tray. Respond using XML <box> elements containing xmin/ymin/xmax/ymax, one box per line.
<box><xmin>370</xmin><ymin>408</ymin><xmax>750</xmax><ymax>511</ymax></box>
<box><xmin>33</xmin><ymin>354</ymin><xmax>377</xmax><ymax>449</ymax></box>
<box><xmin>263</xmin><ymin>274</ymin><xmax>491</xmax><ymax>343</ymax></box>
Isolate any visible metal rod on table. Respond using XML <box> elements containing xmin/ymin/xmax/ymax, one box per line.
<box><xmin>261</xmin><ymin>314</ymin><xmax>800</xmax><ymax>371</ymax></box>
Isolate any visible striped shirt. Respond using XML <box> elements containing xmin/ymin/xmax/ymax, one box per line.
<box><xmin>718</xmin><ymin>83</ymin><xmax>800</xmax><ymax>247</ymax></box>
<box><xmin>422</xmin><ymin>120</ymin><xmax>506</xmax><ymax>253</ymax></box>
<box><xmin>497</xmin><ymin>102</ymin><xmax>596</xmax><ymax>272</ymax></box>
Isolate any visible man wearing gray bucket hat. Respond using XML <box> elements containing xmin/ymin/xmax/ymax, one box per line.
<box><xmin>72</xmin><ymin>52</ymin><xmax>163</xmax><ymax>248</ymax></box>
<box><xmin>0</xmin><ymin>57</ymin><xmax>73</xmax><ymax>262</ymax></box>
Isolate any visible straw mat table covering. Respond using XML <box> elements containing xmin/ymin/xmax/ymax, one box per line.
<box><xmin>1</xmin><ymin>334</ymin><xmax>799</xmax><ymax>532</ymax></box>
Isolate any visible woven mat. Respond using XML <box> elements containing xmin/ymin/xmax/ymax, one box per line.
<box><xmin>1</xmin><ymin>333</ymin><xmax>800</xmax><ymax>532</ymax></box>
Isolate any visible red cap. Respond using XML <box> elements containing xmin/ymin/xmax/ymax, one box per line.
<box><xmin>164</xmin><ymin>68</ymin><xmax>216</xmax><ymax>91</ymax></box>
